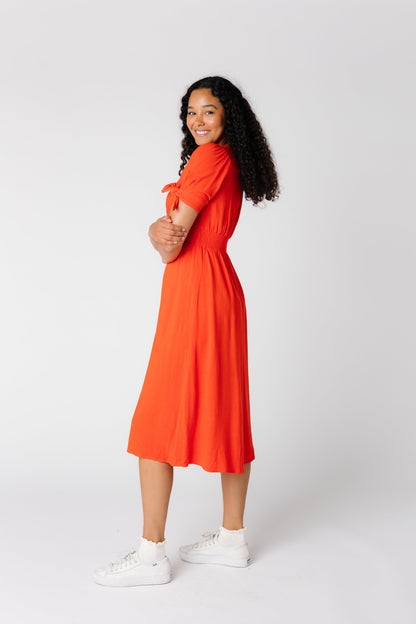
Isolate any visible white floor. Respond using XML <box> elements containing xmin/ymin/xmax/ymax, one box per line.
<box><xmin>3</xmin><ymin>476</ymin><xmax>415</xmax><ymax>624</ymax></box>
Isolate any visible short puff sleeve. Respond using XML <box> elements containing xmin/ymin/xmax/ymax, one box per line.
<box><xmin>162</xmin><ymin>143</ymin><xmax>232</xmax><ymax>214</ymax></box>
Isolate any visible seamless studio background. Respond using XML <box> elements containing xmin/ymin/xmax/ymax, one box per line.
<box><xmin>1</xmin><ymin>0</ymin><xmax>415</xmax><ymax>622</ymax></box>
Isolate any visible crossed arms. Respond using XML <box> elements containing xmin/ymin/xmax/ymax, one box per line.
<box><xmin>148</xmin><ymin>199</ymin><xmax>199</xmax><ymax>264</ymax></box>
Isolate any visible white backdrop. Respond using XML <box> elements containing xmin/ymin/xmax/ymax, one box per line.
<box><xmin>1</xmin><ymin>1</ymin><xmax>415</xmax><ymax>622</ymax></box>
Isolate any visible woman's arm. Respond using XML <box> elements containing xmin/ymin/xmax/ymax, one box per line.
<box><xmin>148</xmin><ymin>215</ymin><xmax>186</xmax><ymax>263</ymax></box>
<box><xmin>149</xmin><ymin>200</ymin><xmax>199</xmax><ymax>264</ymax></box>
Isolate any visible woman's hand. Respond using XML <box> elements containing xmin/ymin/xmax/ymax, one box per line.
<box><xmin>148</xmin><ymin>216</ymin><xmax>187</xmax><ymax>246</ymax></box>
<box><xmin>149</xmin><ymin>201</ymin><xmax>197</xmax><ymax>264</ymax></box>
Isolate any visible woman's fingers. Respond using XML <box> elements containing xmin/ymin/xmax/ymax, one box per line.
<box><xmin>163</xmin><ymin>217</ymin><xmax>186</xmax><ymax>233</ymax></box>
<box><xmin>166</xmin><ymin>230</ymin><xmax>187</xmax><ymax>244</ymax></box>
<box><xmin>162</xmin><ymin>219</ymin><xmax>187</xmax><ymax>238</ymax></box>
<box><xmin>151</xmin><ymin>218</ymin><xmax>187</xmax><ymax>244</ymax></box>
<box><xmin>161</xmin><ymin>225</ymin><xmax>186</xmax><ymax>241</ymax></box>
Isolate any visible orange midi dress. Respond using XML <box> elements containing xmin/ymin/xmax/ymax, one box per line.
<box><xmin>127</xmin><ymin>142</ymin><xmax>255</xmax><ymax>473</ymax></box>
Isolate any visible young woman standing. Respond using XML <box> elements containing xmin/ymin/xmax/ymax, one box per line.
<box><xmin>94</xmin><ymin>76</ymin><xmax>279</xmax><ymax>587</ymax></box>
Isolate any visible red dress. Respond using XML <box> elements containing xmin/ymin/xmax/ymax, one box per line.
<box><xmin>127</xmin><ymin>142</ymin><xmax>255</xmax><ymax>473</ymax></box>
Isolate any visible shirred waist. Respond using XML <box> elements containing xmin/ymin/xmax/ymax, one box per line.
<box><xmin>185</xmin><ymin>228</ymin><xmax>229</xmax><ymax>251</ymax></box>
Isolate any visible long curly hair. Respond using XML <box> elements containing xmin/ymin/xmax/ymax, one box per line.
<box><xmin>179</xmin><ymin>76</ymin><xmax>280</xmax><ymax>205</ymax></box>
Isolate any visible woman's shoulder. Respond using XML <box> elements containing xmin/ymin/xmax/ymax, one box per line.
<box><xmin>187</xmin><ymin>142</ymin><xmax>232</xmax><ymax>169</ymax></box>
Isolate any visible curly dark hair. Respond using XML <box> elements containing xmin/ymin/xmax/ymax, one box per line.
<box><xmin>179</xmin><ymin>76</ymin><xmax>280</xmax><ymax>205</ymax></box>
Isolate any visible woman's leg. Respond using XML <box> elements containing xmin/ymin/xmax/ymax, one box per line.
<box><xmin>139</xmin><ymin>458</ymin><xmax>173</xmax><ymax>542</ymax></box>
<box><xmin>221</xmin><ymin>462</ymin><xmax>251</xmax><ymax>530</ymax></box>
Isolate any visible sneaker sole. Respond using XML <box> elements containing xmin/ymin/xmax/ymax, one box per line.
<box><xmin>179</xmin><ymin>551</ymin><xmax>252</xmax><ymax>568</ymax></box>
<box><xmin>93</xmin><ymin>572</ymin><xmax>173</xmax><ymax>587</ymax></box>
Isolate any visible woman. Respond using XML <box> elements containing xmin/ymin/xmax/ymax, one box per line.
<box><xmin>93</xmin><ymin>76</ymin><xmax>279</xmax><ymax>587</ymax></box>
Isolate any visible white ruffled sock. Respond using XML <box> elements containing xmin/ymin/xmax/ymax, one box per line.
<box><xmin>138</xmin><ymin>536</ymin><xmax>167</xmax><ymax>564</ymax></box>
<box><xmin>218</xmin><ymin>526</ymin><xmax>247</xmax><ymax>547</ymax></box>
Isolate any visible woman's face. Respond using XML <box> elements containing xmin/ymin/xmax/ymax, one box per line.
<box><xmin>186</xmin><ymin>88</ymin><xmax>226</xmax><ymax>146</ymax></box>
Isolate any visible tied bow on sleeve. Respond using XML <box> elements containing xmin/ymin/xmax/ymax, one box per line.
<box><xmin>161</xmin><ymin>182</ymin><xmax>180</xmax><ymax>214</ymax></box>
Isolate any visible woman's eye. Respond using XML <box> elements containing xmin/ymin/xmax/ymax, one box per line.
<box><xmin>187</xmin><ymin>111</ymin><xmax>214</xmax><ymax>116</ymax></box>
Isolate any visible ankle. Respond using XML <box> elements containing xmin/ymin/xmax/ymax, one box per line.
<box><xmin>142</xmin><ymin>532</ymin><xmax>165</xmax><ymax>543</ymax></box>
<box><xmin>221</xmin><ymin>522</ymin><xmax>244</xmax><ymax>531</ymax></box>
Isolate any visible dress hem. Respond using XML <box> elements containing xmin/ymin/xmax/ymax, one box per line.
<box><xmin>126</xmin><ymin>446</ymin><xmax>255</xmax><ymax>474</ymax></box>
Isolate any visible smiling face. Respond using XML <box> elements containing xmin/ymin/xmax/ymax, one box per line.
<box><xmin>186</xmin><ymin>88</ymin><xmax>226</xmax><ymax>146</ymax></box>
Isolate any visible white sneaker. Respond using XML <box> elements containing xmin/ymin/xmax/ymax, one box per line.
<box><xmin>93</xmin><ymin>537</ymin><xmax>173</xmax><ymax>587</ymax></box>
<box><xmin>179</xmin><ymin>526</ymin><xmax>252</xmax><ymax>567</ymax></box>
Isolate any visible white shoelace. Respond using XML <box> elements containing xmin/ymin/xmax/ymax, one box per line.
<box><xmin>110</xmin><ymin>549</ymin><xmax>139</xmax><ymax>571</ymax></box>
<box><xmin>191</xmin><ymin>530</ymin><xmax>220</xmax><ymax>549</ymax></box>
